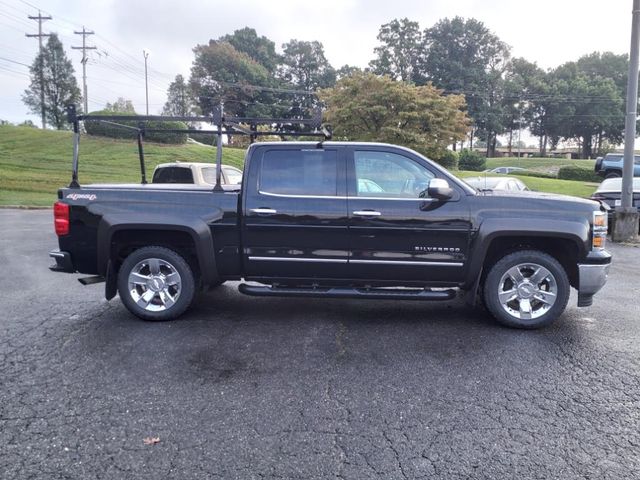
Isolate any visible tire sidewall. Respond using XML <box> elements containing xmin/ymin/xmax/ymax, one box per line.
<box><xmin>483</xmin><ymin>250</ymin><xmax>570</xmax><ymax>329</ymax></box>
<box><xmin>117</xmin><ymin>246</ymin><xmax>195</xmax><ymax>321</ymax></box>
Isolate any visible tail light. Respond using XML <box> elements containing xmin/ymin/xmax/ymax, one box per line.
<box><xmin>53</xmin><ymin>201</ymin><xmax>69</xmax><ymax>236</ymax></box>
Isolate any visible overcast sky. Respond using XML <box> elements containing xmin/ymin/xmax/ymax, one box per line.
<box><xmin>0</xmin><ymin>0</ymin><xmax>636</xmax><ymax>125</ymax></box>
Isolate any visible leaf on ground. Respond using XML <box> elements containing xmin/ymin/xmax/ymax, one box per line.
<box><xmin>143</xmin><ymin>436</ymin><xmax>160</xmax><ymax>445</ymax></box>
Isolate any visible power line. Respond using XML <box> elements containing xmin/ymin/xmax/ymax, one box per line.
<box><xmin>0</xmin><ymin>56</ymin><xmax>30</xmax><ymax>68</ymax></box>
<box><xmin>25</xmin><ymin>10</ymin><xmax>51</xmax><ymax>129</ymax></box>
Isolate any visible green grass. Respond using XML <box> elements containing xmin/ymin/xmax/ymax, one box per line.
<box><xmin>484</xmin><ymin>156</ymin><xmax>595</xmax><ymax>175</ymax></box>
<box><xmin>456</xmin><ymin>171</ymin><xmax>599</xmax><ymax>198</ymax></box>
<box><xmin>0</xmin><ymin>125</ymin><xmax>245</xmax><ymax>206</ymax></box>
<box><xmin>0</xmin><ymin>125</ymin><xmax>601</xmax><ymax>206</ymax></box>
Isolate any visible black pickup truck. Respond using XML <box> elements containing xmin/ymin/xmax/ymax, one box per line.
<box><xmin>50</xmin><ymin>143</ymin><xmax>613</xmax><ymax>329</ymax></box>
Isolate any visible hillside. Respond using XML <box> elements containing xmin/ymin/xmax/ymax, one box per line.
<box><xmin>0</xmin><ymin>125</ymin><xmax>599</xmax><ymax>206</ymax></box>
<box><xmin>0</xmin><ymin>125</ymin><xmax>246</xmax><ymax>206</ymax></box>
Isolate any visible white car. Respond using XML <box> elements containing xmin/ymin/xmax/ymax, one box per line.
<box><xmin>152</xmin><ymin>162</ymin><xmax>243</xmax><ymax>186</ymax></box>
<box><xmin>464</xmin><ymin>176</ymin><xmax>529</xmax><ymax>192</ymax></box>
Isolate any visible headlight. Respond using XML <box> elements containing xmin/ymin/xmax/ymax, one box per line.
<box><xmin>592</xmin><ymin>211</ymin><xmax>607</xmax><ymax>250</ymax></box>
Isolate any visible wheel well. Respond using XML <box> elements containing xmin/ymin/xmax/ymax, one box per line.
<box><xmin>481</xmin><ymin>236</ymin><xmax>579</xmax><ymax>288</ymax></box>
<box><xmin>110</xmin><ymin>229</ymin><xmax>200</xmax><ymax>281</ymax></box>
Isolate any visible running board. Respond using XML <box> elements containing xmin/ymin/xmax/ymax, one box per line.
<box><xmin>238</xmin><ymin>284</ymin><xmax>456</xmax><ymax>301</ymax></box>
<box><xmin>78</xmin><ymin>276</ymin><xmax>105</xmax><ymax>286</ymax></box>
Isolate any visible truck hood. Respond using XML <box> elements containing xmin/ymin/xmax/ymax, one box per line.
<box><xmin>477</xmin><ymin>189</ymin><xmax>599</xmax><ymax>208</ymax></box>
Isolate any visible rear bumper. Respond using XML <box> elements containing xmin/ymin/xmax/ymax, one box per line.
<box><xmin>49</xmin><ymin>250</ymin><xmax>75</xmax><ymax>273</ymax></box>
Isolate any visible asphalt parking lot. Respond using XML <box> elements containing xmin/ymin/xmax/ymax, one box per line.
<box><xmin>1</xmin><ymin>209</ymin><xmax>640</xmax><ymax>479</ymax></box>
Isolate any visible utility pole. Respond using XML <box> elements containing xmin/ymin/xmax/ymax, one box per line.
<box><xmin>72</xmin><ymin>26</ymin><xmax>96</xmax><ymax>114</ymax></box>
<box><xmin>613</xmin><ymin>0</ymin><xmax>640</xmax><ymax>241</ymax></box>
<box><xmin>26</xmin><ymin>10</ymin><xmax>52</xmax><ymax>129</ymax></box>
<box><xmin>143</xmin><ymin>50</ymin><xmax>149</xmax><ymax>115</ymax></box>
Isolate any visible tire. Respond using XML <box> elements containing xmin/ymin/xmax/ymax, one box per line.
<box><xmin>482</xmin><ymin>250</ymin><xmax>570</xmax><ymax>329</ymax></box>
<box><xmin>117</xmin><ymin>246</ymin><xmax>196</xmax><ymax>321</ymax></box>
<box><xmin>605</xmin><ymin>171</ymin><xmax>621</xmax><ymax>179</ymax></box>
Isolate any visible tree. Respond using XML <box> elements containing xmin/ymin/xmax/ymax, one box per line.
<box><xmin>318</xmin><ymin>72</ymin><xmax>469</xmax><ymax>162</ymax></box>
<box><xmin>278</xmin><ymin>40</ymin><xmax>336</xmax><ymax>112</ymax></box>
<box><xmin>336</xmin><ymin>64</ymin><xmax>362</xmax><ymax>80</ymax></box>
<box><xmin>162</xmin><ymin>74</ymin><xmax>197</xmax><ymax>116</ymax></box>
<box><xmin>221</xmin><ymin>27</ymin><xmax>279</xmax><ymax>74</ymax></box>
<box><xmin>105</xmin><ymin>97</ymin><xmax>135</xmax><ymax>113</ymax></box>
<box><xmin>189</xmin><ymin>40</ymin><xmax>275</xmax><ymax>117</ymax></box>
<box><xmin>22</xmin><ymin>33</ymin><xmax>81</xmax><ymax>130</ymax></box>
<box><xmin>422</xmin><ymin>17</ymin><xmax>511</xmax><ymax>156</ymax></box>
<box><xmin>369</xmin><ymin>18</ymin><xmax>424</xmax><ymax>84</ymax></box>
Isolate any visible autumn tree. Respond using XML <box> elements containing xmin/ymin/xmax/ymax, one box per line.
<box><xmin>319</xmin><ymin>72</ymin><xmax>469</xmax><ymax>163</ymax></box>
<box><xmin>22</xmin><ymin>33</ymin><xmax>81</xmax><ymax>129</ymax></box>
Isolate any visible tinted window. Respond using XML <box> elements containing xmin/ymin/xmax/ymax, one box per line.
<box><xmin>152</xmin><ymin>167</ymin><xmax>194</xmax><ymax>184</ymax></box>
<box><xmin>354</xmin><ymin>151</ymin><xmax>434</xmax><ymax>198</ymax></box>
<box><xmin>260</xmin><ymin>149</ymin><xmax>337</xmax><ymax>196</ymax></box>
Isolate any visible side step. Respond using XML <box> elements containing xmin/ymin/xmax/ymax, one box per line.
<box><xmin>238</xmin><ymin>284</ymin><xmax>456</xmax><ymax>301</ymax></box>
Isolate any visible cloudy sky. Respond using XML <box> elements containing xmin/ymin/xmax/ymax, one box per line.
<box><xmin>0</xmin><ymin>0</ymin><xmax>636</xmax><ymax>125</ymax></box>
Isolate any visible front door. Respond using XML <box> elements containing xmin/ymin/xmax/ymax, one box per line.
<box><xmin>242</xmin><ymin>146</ymin><xmax>348</xmax><ymax>280</ymax></box>
<box><xmin>347</xmin><ymin>147</ymin><xmax>471</xmax><ymax>284</ymax></box>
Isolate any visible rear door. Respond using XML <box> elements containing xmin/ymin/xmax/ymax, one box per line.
<box><xmin>242</xmin><ymin>146</ymin><xmax>348</xmax><ymax>280</ymax></box>
<box><xmin>346</xmin><ymin>147</ymin><xmax>471</xmax><ymax>284</ymax></box>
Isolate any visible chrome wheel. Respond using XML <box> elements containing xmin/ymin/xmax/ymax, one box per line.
<box><xmin>127</xmin><ymin>258</ymin><xmax>182</xmax><ymax>312</ymax></box>
<box><xmin>497</xmin><ymin>263</ymin><xmax>558</xmax><ymax>320</ymax></box>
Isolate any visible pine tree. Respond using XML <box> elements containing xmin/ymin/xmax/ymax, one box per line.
<box><xmin>22</xmin><ymin>34</ymin><xmax>82</xmax><ymax>129</ymax></box>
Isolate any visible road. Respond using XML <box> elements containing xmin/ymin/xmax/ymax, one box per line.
<box><xmin>1</xmin><ymin>209</ymin><xmax>639</xmax><ymax>479</ymax></box>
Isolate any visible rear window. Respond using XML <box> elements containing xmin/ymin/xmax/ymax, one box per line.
<box><xmin>259</xmin><ymin>149</ymin><xmax>337</xmax><ymax>196</ymax></box>
<box><xmin>152</xmin><ymin>166</ymin><xmax>194</xmax><ymax>184</ymax></box>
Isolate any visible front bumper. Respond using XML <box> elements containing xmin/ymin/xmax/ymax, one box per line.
<box><xmin>49</xmin><ymin>250</ymin><xmax>75</xmax><ymax>273</ymax></box>
<box><xmin>577</xmin><ymin>261</ymin><xmax>610</xmax><ymax>307</ymax></box>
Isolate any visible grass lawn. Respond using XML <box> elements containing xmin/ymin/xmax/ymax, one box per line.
<box><xmin>0</xmin><ymin>125</ymin><xmax>245</xmax><ymax>207</ymax></box>
<box><xmin>485</xmin><ymin>156</ymin><xmax>595</xmax><ymax>174</ymax></box>
<box><xmin>0</xmin><ymin>125</ymin><xmax>600</xmax><ymax>206</ymax></box>
<box><xmin>456</xmin><ymin>171</ymin><xmax>599</xmax><ymax>198</ymax></box>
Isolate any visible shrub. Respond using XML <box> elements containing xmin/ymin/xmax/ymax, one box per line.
<box><xmin>84</xmin><ymin>110</ymin><xmax>188</xmax><ymax>144</ymax></box>
<box><xmin>459</xmin><ymin>149</ymin><xmax>486</xmax><ymax>171</ymax></box>
<box><xmin>188</xmin><ymin>132</ymin><xmax>217</xmax><ymax>145</ymax></box>
<box><xmin>557</xmin><ymin>165</ymin><xmax>600</xmax><ymax>182</ymax></box>
<box><xmin>432</xmin><ymin>149</ymin><xmax>458</xmax><ymax>170</ymax></box>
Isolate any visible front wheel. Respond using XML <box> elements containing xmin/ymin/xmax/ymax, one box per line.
<box><xmin>483</xmin><ymin>250</ymin><xmax>570</xmax><ymax>329</ymax></box>
<box><xmin>117</xmin><ymin>246</ymin><xmax>196</xmax><ymax>321</ymax></box>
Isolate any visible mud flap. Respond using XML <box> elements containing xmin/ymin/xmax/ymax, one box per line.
<box><xmin>105</xmin><ymin>260</ymin><xmax>117</xmax><ymax>300</ymax></box>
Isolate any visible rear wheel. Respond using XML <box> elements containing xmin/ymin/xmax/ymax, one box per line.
<box><xmin>117</xmin><ymin>246</ymin><xmax>195</xmax><ymax>321</ymax></box>
<box><xmin>605</xmin><ymin>170</ymin><xmax>621</xmax><ymax>179</ymax></box>
<box><xmin>483</xmin><ymin>250</ymin><xmax>570</xmax><ymax>329</ymax></box>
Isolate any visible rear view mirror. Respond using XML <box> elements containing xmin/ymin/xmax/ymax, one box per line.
<box><xmin>426</xmin><ymin>178</ymin><xmax>453</xmax><ymax>200</ymax></box>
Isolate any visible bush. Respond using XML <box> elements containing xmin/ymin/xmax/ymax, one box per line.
<box><xmin>459</xmin><ymin>149</ymin><xmax>486</xmax><ymax>171</ymax></box>
<box><xmin>432</xmin><ymin>149</ymin><xmax>458</xmax><ymax>170</ymax></box>
<box><xmin>557</xmin><ymin>165</ymin><xmax>601</xmax><ymax>182</ymax></box>
<box><xmin>84</xmin><ymin>110</ymin><xmax>188</xmax><ymax>144</ymax></box>
<box><xmin>188</xmin><ymin>132</ymin><xmax>217</xmax><ymax>145</ymax></box>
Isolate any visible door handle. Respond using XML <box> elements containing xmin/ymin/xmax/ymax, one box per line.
<box><xmin>353</xmin><ymin>210</ymin><xmax>382</xmax><ymax>216</ymax></box>
<box><xmin>250</xmin><ymin>208</ymin><xmax>277</xmax><ymax>215</ymax></box>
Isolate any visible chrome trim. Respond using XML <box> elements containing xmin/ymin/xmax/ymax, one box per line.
<box><xmin>49</xmin><ymin>252</ymin><xmax>66</xmax><ymax>258</ymax></box>
<box><xmin>249</xmin><ymin>208</ymin><xmax>277</xmax><ymax>214</ymax></box>
<box><xmin>258</xmin><ymin>190</ymin><xmax>433</xmax><ymax>201</ymax></box>
<box><xmin>578</xmin><ymin>263</ymin><xmax>610</xmax><ymax>296</ymax></box>
<box><xmin>248</xmin><ymin>256</ymin><xmax>348</xmax><ymax>263</ymax></box>
<box><xmin>350</xmin><ymin>259</ymin><xmax>463</xmax><ymax>266</ymax></box>
<box><xmin>353</xmin><ymin>210</ymin><xmax>382</xmax><ymax>216</ymax></box>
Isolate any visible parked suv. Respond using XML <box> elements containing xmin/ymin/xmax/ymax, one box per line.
<box><xmin>594</xmin><ymin>153</ymin><xmax>640</xmax><ymax>178</ymax></box>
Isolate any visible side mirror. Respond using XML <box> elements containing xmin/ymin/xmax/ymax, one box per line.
<box><xmin>426</xmin><ymin>178</ymin><xmax>453</xmax><ymax>200</ymax></box>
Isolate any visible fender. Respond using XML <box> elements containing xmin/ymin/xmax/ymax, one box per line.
<box><xmin>462</xmin><ymin>217</ymin><xmax>589</xmax><ymax>290</ymax></box>
<box><xmin>96</xmin><ymin>211</ymin><xmax>222</xmax><ymax>288</ymax></box>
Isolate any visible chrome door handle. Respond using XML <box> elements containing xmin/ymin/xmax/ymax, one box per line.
<box><xmin>353</xmin><ymin>210</ymin><xmax>382</xmax><ymax>216</ymax></box>
<box><xmin>250</xmin><ymin>208</ymin><xmax>277</xmax><ymax>214</ymax></box>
